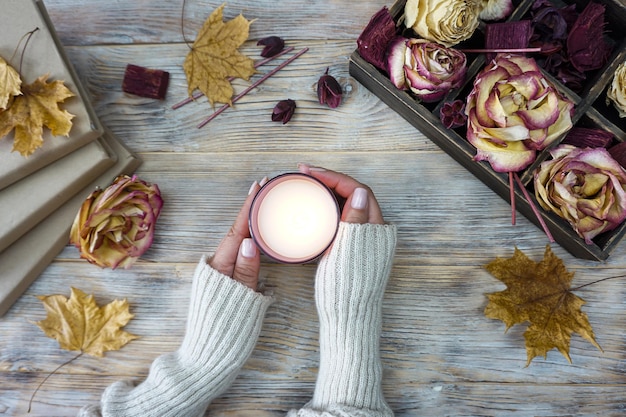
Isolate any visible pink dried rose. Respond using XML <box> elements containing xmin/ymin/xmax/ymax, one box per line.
<box><xmin>388</xmin><ymin>37</ymin><xmax>467</xmax><ymax>103</ymax></box>
<box><xmin>534</xmin><ymin>145</ymin><xmax>626</xmax><ymax>244</ymax></box>
<box><xmin>317</xmin><ymin>68</ymin><xmax>342</xmax><ymax>108</ymax></box>
<box><xmin>70</xmin><ymin>175</ymin><xmax>163</xmax><ymax>269</ymax></box>
<box><xmin>465</xmin><ymin>54</ymin><xmax>574</xmax><ymax>172</ymax></box>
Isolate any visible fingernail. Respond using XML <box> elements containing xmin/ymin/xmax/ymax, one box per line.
<box><xmin>259</xmin><ymin>176</ymin><xmax>269</xmax><ymax>187</ymax></box>
<box><xmin>297</xmin><ymin>162</ymin><xmax>311</xmax><ymax>174</ymax></box>
<box><xmin>248</xmin><ymin>181</ymin><xmax>259</xmax><ymax>195</ymax></box>
<box><xmin>351</xmin><ymin>187</ymin><xmax>368</xmax><ymax>210</ymax></box>
<box><xmin>241</xmin><ymin>238</ymin><xmax>257</xmax><ymax>258</ymax></box>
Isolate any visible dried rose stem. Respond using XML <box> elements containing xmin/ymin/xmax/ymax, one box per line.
<box><xmin>509</xmin><ymin>172</ymin><xmax>516</xmax><ymax>225</ymax></box>
<box><xmin>172</xmin><ymin>46</ymin><xmax>296</xmax><ymax>110</ymax></box>
<box><xmin>197</xmin><ymin>47</ymin><xmax>308</xmax><ymax>128</ymax></box>
<box><xmin>513</xmin><ymin>173</ymin><xmax>555</xmax><ymax>243</ymax></box>
<box><xmin>459</xmin><ymin>47</ymin><xmax>542</xmax><ymax>54</ymax></box>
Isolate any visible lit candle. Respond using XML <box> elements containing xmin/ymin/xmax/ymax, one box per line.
<box><xmin>249</xmin><ymin>173</ymin><xmax>340</xmax><ymax>263</ymax></box>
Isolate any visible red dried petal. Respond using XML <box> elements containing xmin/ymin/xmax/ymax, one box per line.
<box><xmin>566</xmin><ymin>2</ymin><xmax>613</xmax><ymax>73</ymax></box>
<box><xmin>356</xmin><ymin>7</ymin><xmax>398</xmax><ymax>72</ymax></box>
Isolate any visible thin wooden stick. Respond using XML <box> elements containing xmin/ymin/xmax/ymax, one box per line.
<box><xmin>459</xmin><ymin>47</ymin><xmax>542</xmax><ymax>54</ymax></box>
<box><xmin>172</xmin><ymin>46</ymin><xmax>296</xmax><ymax>109</ymax></box>
<box><xmin>509</xmin><ymin>172</ymin><xmax>516</xmax><ymax>225</ymax></box>
<box><xmin>513</xmin><ymin>172</ymin><xmax>555</xmax><ymax>243</ymax></box>
<box><xmin>197</xmin><ymin>47</ymin><xmax>308</xmax><ymax>128</ymax></box>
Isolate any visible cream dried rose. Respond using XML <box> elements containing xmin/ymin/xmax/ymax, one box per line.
<box><xmin>606</xmin><ymin>61</ymin><xmax>626</xmax><ymax>118</ymax></box>
<box><xmin>404</xmin><ymin>0</ymin><xmax>483</xmax><ymax>47</ymax></box>
<box><xmin>70</xmin><ymin>175</ymin><xmax>163</xmax><ymax>269</ymax></box>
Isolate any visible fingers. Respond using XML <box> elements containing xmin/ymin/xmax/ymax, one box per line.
<box><xmin>233</xmin><ymin>238</ymin><xmax>260</xmax><ymax>290</ymax></box>
<box><xmin>298</xmin><ymin>164</ymin><xmax>385</xmax><ymax>225</ymax></box>
<box><xmin>209</xmin><ymin>178</ymin><xmax>266</xmax><ymax>284</ymax></box>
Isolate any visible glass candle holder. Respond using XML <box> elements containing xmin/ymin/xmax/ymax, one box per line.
<box><xmin>249</xmin><ymin>173</ymin><xmax>340</xmax><ymax>263</ymax></box>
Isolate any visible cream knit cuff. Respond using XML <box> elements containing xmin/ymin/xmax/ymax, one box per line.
<box><xmin>289</xmin><ymin>222</ymin><xmax>397</xmax><ymax>417</ymax></box>
<box><xmin>78</xmin><ymin>256</ymin><xmax>272</xmax><ymax>417</ymax></box>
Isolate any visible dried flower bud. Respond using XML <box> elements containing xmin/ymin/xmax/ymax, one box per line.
<box><xmin>317</xmin><ymin>68</ymin><xmax>342</xmax><ymax>109</ymax></box>
<box><xmin>561</xmin><ymin>127</ymin><xmax>614</xmax><ymax>149</ymax></box>
<box><xmin>607</xmin><ymin>61</ymin><xmax>626</xmax><ymax>118</ymax></box>
<box><xmin>257</xmin><ymin>36</ymin><xmax>285</xmax><ymax>58</ymax></box>
<box><xmin>271</xmin><ymin>99</ymin><xmax>296</xmax><ymax>124</ymax></box>
<box><xmin>356</xmin><ymin>6</ymin><xmax>398</xmax><ymax>71</ymax></box>
<box><xmin>566</xmin><ymin>2</ymin><xmax>613</xmax><ymax>73</ymax></box>
<box><xmin>70</xmin><ymin>175</ymin><xmax>163</xmax><ymax>269</ymax></box>
<box><xmin>440</xmin><ymin>100</ymin><xmax>467</xmax><ymax>129</ymax></box>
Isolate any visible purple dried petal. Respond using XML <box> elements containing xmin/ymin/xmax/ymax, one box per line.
<box><xmin>317</xmin><ymin>68</ymin><xmax>342</xmax><ymax>109</ymax></box>
<box><xmin>608</xmin><ymin>142</ymin><xmax>626</xmax><ymax>170</ymax></box>
<box><xmin>440</xmin><ymin>100</ymin><xmax>466</xmax><ymax>129</ymax></box>
<box><xmin>562</xmin><ymin>127</ymin><xmax>614</xmax><ymax>148</ymax></box>
<box><xmin>485</xmin><ymin>20</ymin><xmax>532</xmax><ymax>61</ymax></box>
<box><xmin>257</xmin><ymin>36</ymin><xmax>285</xmax><ymax>58</ymax></box>
<box><xmin>567</xmin><ymin>2</ymin><xmax>613</xmax><ymax>73</ymax></box>
<box><xmin>356</xmin><ymin>6</ymin><xmax>397</xmax><ymax>72</ymax></box>
<box><xmin>271</xmin><ymin>99</ymin><xmax>296</xmax><ymax>124</ymax></box>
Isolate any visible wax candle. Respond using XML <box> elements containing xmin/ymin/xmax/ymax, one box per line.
<box><xmin>249</xmin><ymin>173</ymin><xmax>340</xmax><ymax>263</ymax></box>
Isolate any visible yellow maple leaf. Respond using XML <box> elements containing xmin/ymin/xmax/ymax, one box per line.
<box><xmin>35</xmin><ymin>287</ymin><xmax>137</xmax><ymax>357</ymax></box>
<box><xmin>183</xmin><ymin>3</ymin><xmax>256</xmax><ymax>106</ymax></box>
<box><xmin>0</xmin><ymin>74</ymin><xmax>74</xmax><ymax>157</ymax></box>
<box><xmin>0</xmin><ymin>56</ymin><xmax>22</xmax><ymax>110</ymax></box>
<box><xmin>484</xmin><ymin>245</ymin><xmax>602</xmax><ymax>366</ymax></box>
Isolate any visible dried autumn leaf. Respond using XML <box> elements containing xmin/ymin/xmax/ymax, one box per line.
<box><xmin>183</xmin><ymin>4</ymin><xmax>256</xmax><ymax>106</ymax></box>
<box><xmin>484</xmin><ymin>246</ymin><xmax>602</xmax><ymax>366</ymax></box>
<box><xmin>35</xmin><ymin>287</ymin><xmax>137</xmax><ymax>357</ymax></box>
<box><xmin>0</xmin><ymin>74</ymin><xmax>74</xmax><ymax>157</ymax></box>
<box><xmin>0</xmin><ymin>56</ymin><xmax>22</xmax><ymax>110</ymax></box>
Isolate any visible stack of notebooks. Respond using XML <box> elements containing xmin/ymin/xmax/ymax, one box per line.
<box><xmin>0</xmin><ymin>0</ymin><xmax>142</xmax><ymax>316</ymax></box>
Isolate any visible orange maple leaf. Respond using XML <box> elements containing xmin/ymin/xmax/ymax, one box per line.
<box><xmin>484</xmin><ymin>245</ymin><xmax>602</xmax><ymax>366</ymax></box>
<box><xmin>0</xmin><ymin>74</ymin><xmax>74</xmax><ymax>157</ymax></box>
<box><xmin>183</xmin><ymin>4</ymin><xmax>256</xmax><ymax>106</ymax></box>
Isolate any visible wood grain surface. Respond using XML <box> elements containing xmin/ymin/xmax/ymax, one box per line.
<box><xmin>1</xmin><ymin>0</ymin><xmax>624</xmax><ymax>416</ymax></box>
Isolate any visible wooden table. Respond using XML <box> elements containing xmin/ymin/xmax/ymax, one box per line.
<box><xmin>1</xmin><ymin>1</ymin><xmax>625</xmax><ymax>415</ymax></box>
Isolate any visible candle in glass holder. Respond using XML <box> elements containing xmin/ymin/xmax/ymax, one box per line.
<box><xmin>249</xmin><ymin>173</ymin><xmax>340</xmax><ymax>263</ymax></box>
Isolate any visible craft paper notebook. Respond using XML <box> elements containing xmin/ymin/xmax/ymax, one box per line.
<box><xmin>0</xmin><ymin>129</ymin><xmax>142</xmax><ymax>317</ymax></box>
<box><xmin>0</xmin><ymin>138</ymin><xmax>117</xmax><ymax>253</ymax></box>
<box><xmin>0</xmin><ymin>0</ymin><xmax>103</xmax><ymax>190</ymax></box>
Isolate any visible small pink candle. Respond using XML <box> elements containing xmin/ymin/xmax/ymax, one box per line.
<box><xmin>249</xmin><ymin>173</ymin><xmax>340</xmax><ymax>263</ymax></box>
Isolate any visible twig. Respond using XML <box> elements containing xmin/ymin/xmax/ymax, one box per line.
<box><xmin>197</xmin><ymin>47</ymin><xmax>309</xmax><ymax>128</ymax></box>
<box><xmin>172</xmin><ymin>46</ymin><xmax>296</xmax><ymax>109</ymax></box>
<box><xmin>459</xmin><ymin>47</ymin><xmax>542</xmax><ymax>54</ymax></box>
<box><xmin>513</xmin><ymin>173</ymin><xmax>555</xmax><ymax>243</ymax></box>
<box><xmin>509</xmin><ymin>172</ymin><xmax>516</xmax><ymax>225</ymax></box>
<box><xmin>28</xmin><ymin>352</ymin><xmax>84</xmax><ymax>413</ymax></box>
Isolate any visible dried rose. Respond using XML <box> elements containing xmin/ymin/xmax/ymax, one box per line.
<box><xmin>607</xmin><ymin>61</ymin><xmax>626</xmax><ymax>118</ymax></box>
<box><xmin>317</xmin><ymin>68</ymin><xmax>342</xmax><ymax>109</ymax></box>
<box><xmin>404</xmin><ymin>0</ymin><xmax>483</xmax><ymax>47</ymax></box>
<box><xmin>534</xmin><ymin>145</ymin><xmax>626</xmax><ymax>244</ymax></box>
<box><xmin>356</xmin><ymin>6</ymin><xmax>398</xmax><ymax>72</ymax></box>
<box><xmin>70</xmin><ymin>175</ymin><xmax>163</xmax><ymax>269</ymax></box>
<box><xmin>566</xmin><ymin>2</ymin><xmax>613</xmax><ymax>74</ymax></box>
<box><xmin>440</xmin><ymin>100</ymin><xmax>467</xmax><ymax>129</ymax></box>
<box><xmin>388</xmin><ymin>37</ymin><xmax>467</xmax><ymax>102</ymax></box>
<box><xmin>257</xmin><ymin>36</ymin><xmax>285</xmax><ymax>58</ymax></box>
<box><xmin>271</xmin><ymin>99</ymin><xmax>296</xmax><ymax>124</ymax></box>
<box><xmin>465</xmin><ymin>54</ymin><xmax>574</xmax><ymax>172</ymax></box>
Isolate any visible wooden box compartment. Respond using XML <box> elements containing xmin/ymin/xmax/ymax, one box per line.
<box><xmin>349</xmin><ymin>0</ymin><xmax>626</xmax><ymax>260</ymax></box>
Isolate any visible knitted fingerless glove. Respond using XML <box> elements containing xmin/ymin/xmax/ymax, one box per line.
<box><xmin>78</xmin><ymin>256</ymin><xmax>273</xmax><ymax>417</ymax></box>
<box><xmin>288</xmin><ymin>222</ymin><xmax>397</xmax><ymax>417</ymax></box>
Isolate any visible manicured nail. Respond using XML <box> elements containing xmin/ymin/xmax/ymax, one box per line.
<box><xmin>351</xmin><ymin>187</ymin><xmax>368</xmax><ymax>210</ymax></box>
<box><xmin>259</xmin><ymin>176</ymin><xmax>269</xmax><ymax>187</ymax></box>
<box><xmin>248</xmin><ymin>181</ymin><xmax>259</xmax><ymax>195</ymax></box>
<box><xmin>297</xmin><ymin>162</ymin><xmax>311</xmax><ymax>174</ymax></box>
<box><xmin>309</xmin><ymin>166</ymin><xmax>326</xmax><ymax>172</ymax></box>
<box><xmin>240</xmin><ymin>238</ymin><xmax>257</xmax><ymax>258</ymax></box>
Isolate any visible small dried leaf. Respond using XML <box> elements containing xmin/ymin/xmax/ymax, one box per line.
<box><xmin>35</xmin><ymin>287</ymin><xmax>138</xmax><ymax>357</ymax></box>
<box><xmin>484</xmin><ymin>246</ymin><xmax>602</xmax><ymax>366</ymax></box>
<box><xmin>183</xmin><ymin>4</ymin><xmax>256</xmax><ymax>107</ymax></box>
<box><xmin>257</xmin><ymin>36</ymin><xmax>285</xmax><ymax>58</ymax></box>
<box><xmin>0</xmin><ymin>56</ymin><xmax>22</xmax><ymax>110</ymax></box>
<box><xmin>0</xmin><ymin>74</ymin><xmax>74</xmax><ymax>156</ymax></box>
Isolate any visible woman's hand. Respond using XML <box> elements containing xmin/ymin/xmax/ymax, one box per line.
<box><xmin>298</xmin><ymin>164</ymin><xmax>385</xmax><ymax>225</ymax></box>
<box><xmin>208</xmin><ymin>178</ymin><xmax>267</xmax><ymax>290</ymax></box>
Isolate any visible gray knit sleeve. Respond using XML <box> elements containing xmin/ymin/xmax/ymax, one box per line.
<box><xmin>287</xmin><ymin>222</ymin><xmax>397</xmax><ymax>417</ymax></box>
<box><xmin>78</xmin><ymin>256</ymin><xmax>273</xmax><ymax>417</ymax></box>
